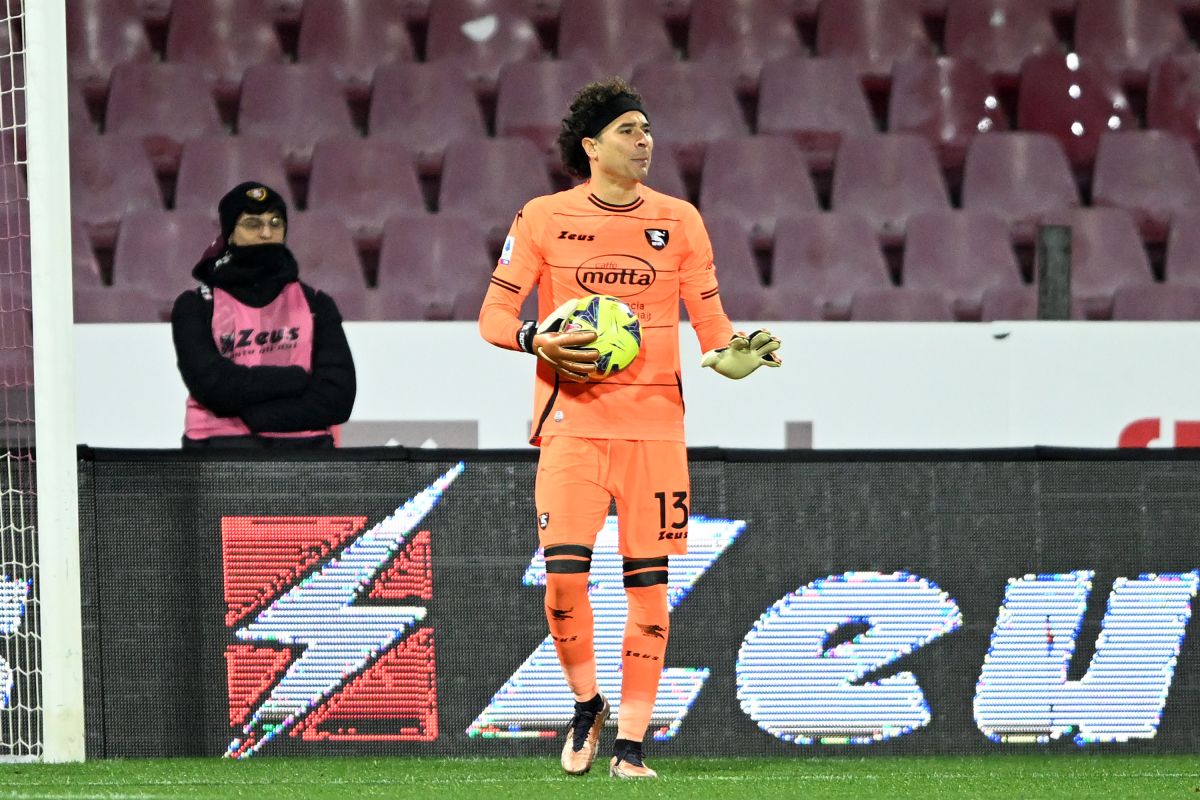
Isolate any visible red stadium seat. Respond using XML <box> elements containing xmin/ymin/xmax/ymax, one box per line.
<box><xmin>686</xmin><ymin>0</ymin><xmax>804</xmax><ymax>94</ymax></box>
<box><xmin>980</xmin><ymin>285</ymin><xmax>1037</xmax><ymax>320</ymax></box>
<box><xmin>831</xmin><ymin>134</ymin><xmax>951</xmax><ymax>245</ymax></box>
<box><xmin>368</xmin><ymin>62</ymin><xmax>487</xmax><ymax>175</ymax></box>
<box><xmin>438</xmin><ymin>137</ymin><xmax>553</xmax><ymax>249</ymax></box>
<box><xmin>307</xmin><ymin>137</ymin><xmax>425</xmax><ymax>248</ymax></box>
<box><xmin>704</xmin><ymin>214</ymin><xmax>778</xmax><ymax>320</ymax></box>
<box><xmin>1017</xmin><ymin>52</ymin><xmax>1136</xmax><ymax>168</ymax></box>
<box><xmin>1074</xmin><ymin>0</ymin><xmax>1191</xmax><ymax>87</ymax></box>
<box><xmin>1092</xmin><ymin>130</ymin><xmax>1200</xmax><ymax>242</ymax></box>
<box><xmin>642</xmin><ymin>146</ymin><xmax>688</xmax><ymax>201</ymax></box>
<box><xmin>1111</xmin><ymin>283</ymin><xmax>1200</xmax><ymax>320</ymax></box>
<box><xmin>850</xmin><ymin>287</ymin><xmax>955</xmax><ymax>321</ymax></box>
<box><xmin>66</xmin><ymin>0</ymin><xmax>154</xmax><ymax>101</ymax></box>
<box><xmin>68</xmin><ymin>80</ymin><xmax>94</xmax><ymax>136</ymax></box>
<box><xmin>1147</xmin><ymin>55</ymin><xmax>1200</xmax><ymax>153</ymax></box>
<box><xmin>69</xmin><ymin>135</ymin><xmax>164</xmax><ymax>249</ymax></box>
<box><xmin>1041</xmin><ymin>208</ymin><xmax>1154</xmax><ymax>319</ymax></box>
<box><xmin>105</xmin><ymin>63</ymin><xmax>225</xmax><ymax>175</ymax></box>
<box><xmin>494</xmin><ymin>60</ymin><xmax>601</xmax><ymax>166</ymax></box>
<box><xmin>173</xmin><ymin>137</ymin><xmax>293</xmax><ymax>218</ymax></box>
<box><xmin>1164</xmin><ymin>207</ymin><xmax>1200</xmax><ymax>286</ymax></box>
<box><xmin>630</xmin><ymin>61</ymin><xmax>749</xmax><ymax>176</ymax></box>
<box><xmin>887</xmin><ymin>57</ymin><xmax>1008</xmax><ymax>171</ymax></box>
<box><xmin>72</xmin><ymin>218</ymin><xmax>105</xmax><ymax>290</ymax></box>
<box><xmin>699</xmin><ymin>136</ymin><xmax>817</xmax><ymax>248</ymax></box>
<box><xmin>961</xmin><ymin>132</ymin><xmax>1080</xmax><ymax>243</ymax></box>
<box><xmin>772</xmin><ymin>212</ymin><xmax>892</xmax><ymax>320</ymax></box>
<box><xmin>283</xmin><ymin>211</ymin><xmax>371</xmax><ymax>320</ymax></box>
<box><xmin>901</xmin><ymin>210</ymin><xmax>1022</xmax><ymax>320</ymax></box>
<box><xmin>164</xmin><ymin>0</ymin><xmax>285</xmax><ymax>103</ymax></box>
<box><xmin>943</xmin><ymin>0</ymin><xmax>1061</xmax><ymax>87</ymax></box>
<box><xmin>816</xmin><ymin>0</ymin><xmax>936</xmax><ymax>89</ymax></box>
<box><xmin>558</xmin><ymin>0</ymin><xmax>674</xmax><ymax>78</ymax></box>
<box><xmin>375</xmin><ymin>215</ymin><xmax>494</xmax><ymax>320</ymax></box>
<box><xmin>237</xmin><ymin>63</ymin><xmax>357</xmax><ymax>176</ymax></box>
<box><xmin>425</xmin><ymin>0</ymin><xmax>544</xmax><ymax>95</ymax></box>
<box><xmin>757</xmin><ymin>57</ymin><xmax>877</xmax><ymax>171</ymax></box>
<box><xmin>297</xmin><ymin>0</ymin><xmax>415</xmax><ymax>99</ymax></box>
<box><xmin>110</xmin><ymin>210</ymin><xmax>220</xmax><ymax>320</ymax></box>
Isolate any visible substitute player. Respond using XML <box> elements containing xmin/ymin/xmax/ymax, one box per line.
<box><xmin>479</xmin><ymin>78</ymin><xmax>781</xmax><ymax>779</ymax></box>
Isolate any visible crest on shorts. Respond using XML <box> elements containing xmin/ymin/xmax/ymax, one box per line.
<box><xmin>644</xmin><ymin>229</ymin><xmax>669</xmax><ymax>250</ymax></box>
<box><xmin>538</xmin><ymin>512</ymin><xmax>550</xmax><ymax>529</ymax></box>
<box><xmin>247</xmin><ymin>187</ymin><xmax>268</xmax><ymax>201</ymax></box>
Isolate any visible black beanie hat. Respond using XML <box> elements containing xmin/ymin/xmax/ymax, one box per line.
<box><xmin>218</xmin><ymin>181</ymin><xmax>288</xmax><ymax>242</ymax></box>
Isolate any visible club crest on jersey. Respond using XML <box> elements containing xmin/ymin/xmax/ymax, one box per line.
<box><xmin>644</xmin><ymin>229</ymin><xmax>669</xmax><ymax>250</ymax></box>
<box><xmin>539</xmin><ymin>512</ymin><xmax>550</xmax><ymax>530</ymax></box>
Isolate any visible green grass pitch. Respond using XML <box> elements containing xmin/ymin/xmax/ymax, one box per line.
<box><xmin>0</xmin><ymin>755</ymin><xmax>1197</xmax><ymax>799</ymax></box>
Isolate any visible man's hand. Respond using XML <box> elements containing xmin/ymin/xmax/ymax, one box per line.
<box><xmin>534</xmin><ymin>330</ymin><xmax>599</xmax><ymax>382</ymax></box>
<box><xmin>700</xmin><ymin>329</ymin><xmax>782</xmax><ymax>379</ymax></box>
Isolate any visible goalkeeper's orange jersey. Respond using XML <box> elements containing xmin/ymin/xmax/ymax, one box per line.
<box><xmin>479</xmin><ymin>181</ymin><xmax>734</xmax><ymax>444</ymax></box>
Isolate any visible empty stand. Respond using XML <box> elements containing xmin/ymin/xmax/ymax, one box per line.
<box><xmin>1111</xmin><ymin>283</ymin><xmax>1200</xmax><ymax>320</ymax></box>
<box><xmin>307</xmin><ymin>137</ymin><xmax>425</xmax><ymax>249</ymax></box>
<box><xmin>164</xmin><ymin>0</ymin><xmax>285</xmax><ymax>103</ymax></box>
<box><xmin>1074</xmin><ymin>0</ymin><xmax>1191</xmax><ymax>87</ymax></box>
<box><xmin>173</xmin><ymin>136</ymin><xmax>293</xmax><ymax>217</ymax></box>
<box><xmin>368</xmin><ymin>62</ymin><xmax>487</xmax><ymax>175</ymax></box>
<box><xmin>237</xmin><ymin>63</ymin><xmax>357</xmax><ymax>176</ymax></box>
<box><xmin>297</xmin><ymin>0</ymin><xmax>415</xmax><ymax>98</ymax></box>
<box><xmin>902</xmin><ymin>210</ymin><xmax>1022</xmax><ymax>320</ymax></box>
<box><xmin>1091</xmin><ymin>130</ymin><xmax>1200</xmax><ymax>242</ymax></box>
<box><xmin>495</xmin><ymin>60</ymin><xmax>600</xmax><ymax>162</ymax></box>
<box><xmin>850</xmin><ymin>287</ymin><xmax>955</xmax><ymax>321</ymax></box>
<box><xmin>282</xmin><ymin>211</ymin><xmax>371</xmax><ymax>319</ymax></box>
<box><xmin>642</xmin><ymin>146</ymin><xmax>688</xmax><ymax>201</ymax></box>
<box><xmin>771</xmin><ymin>212</ymin><xmax>892</xmax><ymax>320</ymax></box>
<box><xmin>1041</xmin><ymin>208</ymin><xmax>1154</xmax><ymax>319</ymax></box>
<box><xmin>110</xmin><ymin>209</ymin><xmax>220</xmax><ymax>321</ymax></box>
<box><xmin>66</xmin><ymin>0</ymin><xmax>154</xmax><ymax>100</ymax></box>
<box><xmin>72</xmin><ymin>219</ymin><xmax>105</xmax><ymax>290</ymax></box>
<box><xmin>686</xmin><ymin>0</ymin><xmax>804</xmax><ymax>94</ymax></box>
<box><xmin>375</xmin><ymin>214</ymin><xmax>494</xmax><ymax>320</ymax></box>
<box><xmin>831</xmin><ymin>134</ymin><xmax>951</xmax><ymax>244</ymax></box>
<box><xmin>425</xmin><ymin>0</ymin><xmax>544</xmax><ymax>95</ymax></box>
<box><xmin>815</xmin><ymin>0</ymin><xmax>936</xmax><ymax>88</ymax></box>
<box><xmin>105</xmin><ymin>63</ymin><xmax>225</xmax><ymax>175</ymax></box>
<box><xmin>630</xmin><ymin>61</ymin><xmax>749</xmax><ymax>175</ymax></box>
<box><xmin>757</xmin><ymin>57</ymin><xmax>876</xmax><ymax>171</ymax></box>
<box><xmin>980</xmin><ymin>285</ymin><xmax>1037</xmax><ymax>320</ymax></box>
<box><xmin>698</xmin><ymin>136</ymin><xmax>817</xmax><ymax>248</ymax></box>
<box><xmin>438</xmin><ymin>137</ymin><xmax>552</xmax><ymax>248</ymax></box>
<box><xmin>69</xmin><ymin>135</ymin><xmax>164</xmax><ymax>249</ymax></box>
<box><xmin>1147</xmin><ymin>55</ymin><xmax>1200</xmax><ymax>153</ymax></box>
<box><xmin>68</xmin><ymin>79</ymin><xmax>94</xmax><ymax>135</ymax></box>
<box><xmin>943</xmin><ymin>0</ymin><xmax>1061</xmax><ymax>87</ymax></box>
<box><xmin>1017</xmin><ymin>52</ymin><xmax>1136</xmax><ymax>168</ymax></box>
<box><xmin>961</xmin><ymin>132</ymin><xmax>1080</xmax><ymax>243</ymax></box>
<box><xmin>1165</xmin><ymin>207</ymin><xmax>1200</xmax><ymax>286</ymax></box>
<box><xmin>887</xmin><ymin>57</ymin><xmax>1008</xmax><ymax>171</ymax></box>
<box><xmin>557</xmin><ymin>0</ymin><xmax>674</xmax><ymax>77</ymax></box>
<box><xmin>704</xmin><ymin>214</ymin><xmax>774</xmax><ymax>320</ymax></box>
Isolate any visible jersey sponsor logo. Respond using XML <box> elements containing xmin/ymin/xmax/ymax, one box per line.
<box><xmin>557</xmin><ymin>230</ymin><xmax>596</xmax><ymax>241</ymax></box>
<box><xmin>575</xmin><ymin>254</ymin><xmax>657</xmax><ymax>296</ymax></box>
<box><xmin>499</xmin><ymin>235</ymin><xmax>515</xmax><ymax>265</ymax></box>
<box><xmin>644</xmin><ymin>229</ymin><xmax>669</xmax><ymax>250</ymax></box>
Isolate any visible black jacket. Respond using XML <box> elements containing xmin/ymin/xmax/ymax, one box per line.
<box><xmin>171</xmin><ymin>243</ymin><xmax>356</xmax><ymax>436</ymax></box>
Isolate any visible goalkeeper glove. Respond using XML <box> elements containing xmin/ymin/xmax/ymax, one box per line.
<box><xmin>701</xmin><ymin>329</ymin><xmax>782</xmax><ymax>379</ymax></box>
<box><xmin>525</xmin><ymin>298</ymin><xmax>599</xmax><ymax>383</ymax></box>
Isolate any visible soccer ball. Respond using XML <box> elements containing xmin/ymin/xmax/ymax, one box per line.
<box><xmin>562</xmin><ymin>294</ymin><xmax>642</xmax><ymax>378</ymax></box>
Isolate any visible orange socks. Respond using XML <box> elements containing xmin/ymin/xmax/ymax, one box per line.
<box><xmin>617</xmin><ymin>558</ymin><xmax>670</xmax><ymax>742</ymax></box>
<box><xmin>544</xmin><ymin>544</ymin><xmax>598</xmax><ymax>702</ymax></box>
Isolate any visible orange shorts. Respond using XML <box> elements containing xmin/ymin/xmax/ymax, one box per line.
<box><xmin>534</xmin><ymin>436</ymin><xmax>690</xmax><ymax>558</ymax></box>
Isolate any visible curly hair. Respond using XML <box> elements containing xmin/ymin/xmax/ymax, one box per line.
<box><xmin>557</xmin><ymin>77</ymin><xmax>645</xmax><ymax>179</ymax></box>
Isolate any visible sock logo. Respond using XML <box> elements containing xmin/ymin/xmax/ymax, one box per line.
<box><xmin>549</xmin><ymin>607</ymin><xmax>573</xmax><ymax>621</ymax></box>
<box><xmin>637</xmin><ymin>623</ymin><xmax>667</xmax><ymax>639</ymax></box>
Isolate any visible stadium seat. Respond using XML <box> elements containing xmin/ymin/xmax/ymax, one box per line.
<box><xmin>703</xmin><ymin>213</ymin><xmax>778</xmax><ymax>320</ymax></box>
<box><xmin>1017</xmin><ymin>52</ymin><xmax>1136</xmax><ymax>168</ymax></box>
<box><xmin>901</xmin><ymin>210</ymin><xmax>1022</xmax><ymax>320</ymax></box>
<box><xmin>69</xmin><ymin>135</ymin><xmax>164</xmax><ymax>249</ymax></box>
<box><xmin>137</xmin><ymin>0</ymin><xmax>173</xmax><ymax>25</ymax></box>
<box><xmin>831</xmin><ymin>134</ymin><xmax>951</xmax><ymax>245</ymax></box>
<box><xmin>425</xmin><ymin>0</ymin><xmax>544</xmax><ymax>95</ymax></box>
<box><xmin>1111</xmin><ymin>282</ymin><xmax>1200</xmax><ymax>320</ymax></box>
<box><xmin>686</xmin><ymin>0</ymin><xmax>805</xmax><ymax>94</ymax></box>
<box><xmin>110</xmin><ymin>209</ymin><xmax>220</xmax><ymax>320</ymax></box>
<box><xmin>757</xmin><ymin>57</ymin><xmax>877</xmax><ymax>171</ymax></box>
<box><xmin>375</xmin><ymin>214</ymin><xmax>494</xmax><ymax>320</ymax></box>
<box><xmin>236</xmin><ymin>63</ymin><xmax>357</xmax><ymax>177</ymax></box>
<box><xmin>282</xmin><ymin>211</ymin><xmax>371</xmax><ymax>320</ymax></box>
<box><xmin>1091</xmin><ymin>130</ymin><xmax>1200</xmax><ymax>242</ymax></box>
<box><xmin>1164</xmin><ymin>208</ymin><xmax>1200</xmax><ymax>286</ymax></box>
<box><xmin>173</xmin><ymin>137</ymin><xmax>293</xmax><ymax>217</ymax></box>
<box><xmin>1074</xmin><ymin>0</ymin><xmax>1190</xmax><ymax>87</ymax></box>
<box><xmin>557</xmin><ymin>0</ymin><xmax>674</xmax><ymax>78</ymax></box>
<box><xmin>494</xmin><ymin>59</ymin><xmax>601</xmax><ymax>164</ymax></box>
<box><xmin>72</xmin><ymin>218</ymin><xmax>105</xmax><ymax>289</ymax></box>
<box><xmin>815</xmin><ymin>0</ymin><xmax>936</xmax><ymax>89</ymax></box>
<box><xmin>368</xmin><ymin>62</ymin><xmax>487</xmax><ymax>175</ymax></box>
<box><xmin>1147</xmin><ymin>55</ymin><xmax>1200</xmax><ymax>153</ymax></box>
<box><xmin>943</xmin><ymin>0</ymin><xmax>1061</xmax><ymax>87</ymax></box>
<box><xmin>68</xmin><ymin>80</ymin><xmax>94</xmax><ymax>136</ymax></box>
<box><xmin>960</xmin><ymin>132</ymin><xmax>1080</xmax><ymax>243</ymax></box>
<box><xmin>642</xmin><ymin>145</ymin><xmax>688</xmax><ymax>201</ymax></box>
<box><xmin>887</xmin><ymin>57</ymin><xmax>1008</xmax><ymax>171</ymax></box>
<box><xmin>307</xmin><ymin>137</ymin><xmax>425</xmax><ymax>249</ymax></box>
<box><xmin>66</xmin><ymin>0</ymin><xmax>154</xmax><ymax>101</ymax></box>
<box><xmin>630</xmin><ymin>61</ymin><xmax>749</xmax><ymax>175</ymax></box>
<box><xmin>439</xmin><ymin>137</ymin><xmax>553</xmax><ymax>248</ymax></box>
<box><xmin>164</xmin><ymin>0</ymin><xmax>285</xmax><ymax>104</ymax></box>
<box><xmin>105</xmin><ymin>63</ymin><xmax>225</xmax><ymax>175</ymax></box>
<box><xmin>297</xmin><ymin>0</ymin><xmax>415</xmax><ymax>99</ymax></box>
<box><xmin>980</xmin><ymin>284</ymin><xmax>1037</xmax><ymax>321</ymax></box>
<box><xmin>850</xmin><ymin>287</ymin><xmax>955</xmax><ymax>321</ymax></box>
<box><xmin>771</xmin><ymin>212</ymin><xmax>892</xmax><ymax>320</ymax></box>
<box><xmin>1041</xmin><ymin>208</ymin><xmax>1154</xmax><ymax>319</ymax></box>
<box><xmin>698</xmin><ymin>136</ymin><xmax>817</xmax><ymax>248</ymax></box>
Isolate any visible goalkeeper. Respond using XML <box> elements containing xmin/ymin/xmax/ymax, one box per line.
<box><xmin>478</xmin><ymin>78</ymin><xmax>781</xmax><ymax>779</ymax></box>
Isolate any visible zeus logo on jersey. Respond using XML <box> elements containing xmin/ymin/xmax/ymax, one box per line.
<box><xmin>557</xmin><ymin>230</ymin><xmax>596</xmax><ymax>241</ymax></box>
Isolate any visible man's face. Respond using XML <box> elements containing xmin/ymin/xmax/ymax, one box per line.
<box><xmin>229</xmin><ymin>211</ymin><xmax>286</xmax><ymax>246</ymax></box>
<box><xmin>585</xmin><ymin>110</ymin><xmax>652</xmax><ymax>183</ymax></box>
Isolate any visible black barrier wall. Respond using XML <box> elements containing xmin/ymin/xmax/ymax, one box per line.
<box><xmin>77</xmin><ymin>449</ymin><xmax>1200</xmax><ymax>758</ymax></box>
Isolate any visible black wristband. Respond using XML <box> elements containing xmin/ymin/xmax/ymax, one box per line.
<box><xmin>517</xmin><ymin>320</ymin><xmax>537</xmax><ymax>354</ymax></box>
